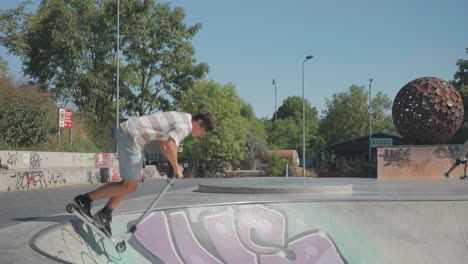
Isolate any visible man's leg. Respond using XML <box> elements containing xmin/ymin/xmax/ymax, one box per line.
<box><xmin>444</xmin><ymin>159</ymin><xmax>463</xmax><ymax>177</ymax></box>
<box><xmin>88</xmin><ymin>179</ymin><xmax>138</xmax><ymax>203</ymax></box>
<box><xmin>92</xmin><ymin>179</ymin><xmax>139</xmax><ymax>236</ymax></box>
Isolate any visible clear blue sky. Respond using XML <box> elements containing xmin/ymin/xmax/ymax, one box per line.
<box><xmin>1</xmin><ymin>0</ymin><xmax>467</xmax><ymax>119</ymax></box>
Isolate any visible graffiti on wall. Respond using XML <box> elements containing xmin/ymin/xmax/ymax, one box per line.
<box><xmin>86</xmin><ymin>169</ymin><xmax>100</xmax><ymax>184</ymax></box>
<box><xmin>7</xmin><ymin>152</ymin><xmax>18</xmax><ymax>167</ymax></box>
<box><xmin>29</xmin><ymin>152</ymin><xmax>42</xmax><ymax>169</ymax></box>
<box><xmin>433</xmin><ymin>145</ymin><xmax>466</xmax><ymax>160</ymax></box>
<box><xmin>132</xmin><ymin>205</ymin><xmax>348</xmax><ymax>264</ymax></box>
<box><xmin>94</xmin><ymin>153</ymin><xmax>111</xmax><ymax>168</ymax></box>
<box><xmin>8</xmin><ymin>170</ymin><xmax>67</xmax><ymax>191</ymax></box>
<box><xmin>379</xmin><ymin>148</ymin><xmax>412</xmax><ymax>167</ymax></box>
<box><xmin>111</xmin><ymin>168</ymin><xmax>121</xmax><ymax>182</ymax></box>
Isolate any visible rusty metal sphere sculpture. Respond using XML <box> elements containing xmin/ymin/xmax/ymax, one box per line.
<box><xmin>392</xmin><ymin>77</ymin><xmax>464</xmax><ymax>144</ymax></box>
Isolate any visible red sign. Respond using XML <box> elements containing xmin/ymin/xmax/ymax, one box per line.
<box><xmin>59</xmin><ymin>108</ymin><xmax>73</xmax><ymax>128</ymax></box>
<box><xmin>64</xmin><ymin>109</ymin><xmax>73</xmax><ymax>128</ymax></box>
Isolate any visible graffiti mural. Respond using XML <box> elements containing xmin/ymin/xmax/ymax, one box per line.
<box><xmin>111</xmin><ymin>168</ymin><xmax>121</xmax><ymax>182</ymax></box>
<box><xmin>9</xmin><ymin>171</ymin><xmax>47</xmax><ymax>191</ymax></box>
<box><xmin>377</xmin><ymin>145</ymin><xmax>468</xmax><ymax>179</ymax></box>
<box><xmin>7</xmin><ymin>152</ymin><xmax>18</xmax><ymax>167</ymax></box>
<box><xmin>29</xmin><ymin>152</ymin><xmax>42</xmax><ymax>169</ymax></box>
<box><xmin>379</xmin><ymin>148</ymin><xmax>412</xmax><ymax>167</ymax></box>
<box><xmin>94</xmin><ymin>153</ymin><xmax>112</xmax><ymax>168</ymax></box>
<box><xmin>133</xmin><ymin>205</ymin><xmax>347</xmax><ymax>264</ymax></box>
<box><xmin>433</xmin><ymin>145</ymin><xmax>467</xmax><ymax>160</ymax></box>
<box><xmin>86</xmin><ymin>169</ymin><xmax>100</xmax><ymax>184</ymax></box>
<box><xmin>7</xmin><ymin>170</ymin><xmax>69</xmax><ymax>191</ymax></box>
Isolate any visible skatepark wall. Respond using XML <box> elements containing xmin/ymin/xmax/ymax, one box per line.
<box><xmin>377</xmin><ymin>144</ymin><xmax>466</xmax><ymax>179</ymax></box>
<box><xmin>0</xmin><ymin>151</ymin><xmax>163</xmax><ymax>192</ymax></box>
<box><xmin>0</xmin><ymin>151</ymin><xmax>121</xmax><ymax>192</ymax></box>
<box><xmin>32</xmin><ymin>200</ymin><xmax>468</xmax><ymax>264</ymax></box>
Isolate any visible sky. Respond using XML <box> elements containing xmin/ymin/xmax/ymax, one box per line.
<box><xmin>1</xmin><ymin>0</ymin><xmax>467</xmax><ymax>119</ymax></box>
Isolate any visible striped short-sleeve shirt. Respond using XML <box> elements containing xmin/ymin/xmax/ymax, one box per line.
<box><xmin>120</xmin><ymin>112</ymin><xmax>192</xmax><ymax>148</ymax></box>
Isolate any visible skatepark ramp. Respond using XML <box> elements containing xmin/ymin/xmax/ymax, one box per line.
<box><xmin>31</xmin><ymin>200</ymin><xmax>468</xmax><ymax>264</ymax></box>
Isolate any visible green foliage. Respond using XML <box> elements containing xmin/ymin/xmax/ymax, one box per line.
<box><xmin>79</xmin><ymin>112</ymin><xmax>113</xmax><ymax>152</ymax></box>
<box><xmin>0</xmin><ymin>55</ymin><xmax>8</xmax><ymax>75</ymax></box>
<box><xmin>180</xmin><ymin>80</ymin><xmax>247</xmax><ymax>176</ymax></box>
<box><xmin>115</xmin><ymin>0</ymin><xmax>209</xmax><ymax>115</ymax></box>
<box><xmin>0</xmin><ymin>77</ymin><xmax>54</xmax><ymax>147</ymax></box>
<box><xmin>240</xmin><ymin>102</ymin><xmax>268</xmax><ymax>169</ymax></box>
<box><xmin>451</xmin><ymin>49</ymin><xmax>468</xmax><ymax>89</ymax></box>
<box><xmin>266</xmin><ymin>96</ymin><xmax>320</xmax><ymax>159</ymax></box>
<box><xmin>0</xmin><ymin>0</ymin><xmax>208</xmax><ymax>124</ymax></box>
<box><xmin>371</xmin><ymin>91</ymin><xmax>395</xmax><ymax>133</ymax></box>
<box><xmin>319</xmin><ymin>85</ymin><xmax>394</xmax><ymax>145</ymax></box>
<box><xmin>450</xmin><ymin>49</ymin><xmax>468</xmax><ymax>143</ymax></box>
<box><xmin>267</xmin><ymin>152</ymin><xmax>289</xmax><ymax>176</ymax></box>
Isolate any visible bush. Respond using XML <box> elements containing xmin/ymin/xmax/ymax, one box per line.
<box><xmin>267</xmin><ymin>152</ymin><xmax>291</xmax><ymax>176</ymax></box>
<box><xmin>0</xmin><ymin>77</ymin><xmax>55</xmax><ymax>147</ymax></box>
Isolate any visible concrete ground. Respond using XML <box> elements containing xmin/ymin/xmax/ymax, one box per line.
<box><xmin>2</xmin><ymin>177</ymin><xmax>468</xmax><ymax>263</ymax></box>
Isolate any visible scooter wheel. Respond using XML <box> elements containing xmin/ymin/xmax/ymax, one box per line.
<box><xmin>116</xmin><ymin>241</ymin><xmax>126</xmax><ymax>253</ymax></box>
<box><xmin>66</xmin><ymin>203</ymin><xmax>77</xmax><ymax>214</ymax></box>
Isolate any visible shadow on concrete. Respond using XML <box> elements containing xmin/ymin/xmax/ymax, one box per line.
<box><xmin>14</xmin><ymin>215</ymin><xmax>74</xmax><ymax>223</ymax></box>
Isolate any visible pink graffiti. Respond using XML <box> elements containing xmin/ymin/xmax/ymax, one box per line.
<box><xmin>111</xmin><ymin>168</ymin><xmax>121</xmax><ymax>182</ymax></box>
<box><xmin>133</xmin><ymin>205</ymin><xmax>346</xmax><ymax>264</ymax></box>
<box><xmin>93</xmin><ymin>153</ymin><xmax>111</xmax><ymax>168</ymax></box>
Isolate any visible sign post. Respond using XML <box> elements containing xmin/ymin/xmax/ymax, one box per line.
<box><xmin>58</xmin><ymin>108</ymin><xmax>73</xmax><ymax>147</ymax></box>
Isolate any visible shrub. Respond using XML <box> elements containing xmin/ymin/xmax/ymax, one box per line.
<box><xmin>267</xmin><ymin>152</ymin><xmax>291</xmax><ymax>176</ymax></box>
<box><xmin>0</xmin><ymin>77</ymin><xmax>55</xmax><ymax>147</ymax></box>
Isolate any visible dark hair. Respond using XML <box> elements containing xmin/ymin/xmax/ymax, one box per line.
<box><xmin>192</xmin><ymin>108</ymin><xmax>216</xmax><ymax>132</ymax></box>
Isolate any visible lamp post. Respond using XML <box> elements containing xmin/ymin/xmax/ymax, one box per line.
<box><xmin>115</xmin><ymin>0</ymin><xmax>120</xmax><ymax>153</ymax></box>
<box><xmin>272</xmin><ymin>78</ymin><xmax>277</xmax><ymax>122</ymax></box>
<box><xmin>368</xmin><ymin>78</ymin><xmax>373</xmax><ymax>162</ymax></box>
<box><xmin>302</xmin><ymin>55</ymin><xmax>313</xmax><ymax>178</ymax></box>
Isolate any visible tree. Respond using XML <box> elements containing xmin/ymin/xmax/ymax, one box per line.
<box><xmin>179</xmin><ymin>80</ymin><xmax>247</xmax><ymax>176</ymax></box>
<box><xmin>267</xmin><ymin>96</ymin><xmax>320</xmax><ymax>159</ymax></box>
<box><xmin>0</xmin><ymin>0</ymin><xmax>208</xmax><ymax>121</ymax></box>
<box><xmin>319</xmin><ymin>85</ymin><xmax>394</xmax><ymax>145</ymax></box>
<box><xmin>239</xmin><ymin>102</ymin><xmax>268</xmax><ymax>170</ymax></box>
<box><xmin>451</xmin><ymin>48</ymin><xmax>468</xmax><ymax>89</ymax></box>
<box><xmin>370</xmin><ymin>91</ymin><xmax>395</xmax><ymax>133</ymax></box>
<box><xmin>0</xmin><ymin>56</ymin><xmax>8</xmax><ymax>75</ymax></box>
<box><xmin>450</xmin><ymin>48</ymin><xmax>468</xmax><ymax>143</ymax></box>
<box><xmin>267</xmin><ymin>152</ymin><xmax>290</xmax><ymax>176</ymax></box>
<box><xmin>121</xmin><ymin>0</ymin><xmax>208</xmax><ymax>116</ymax></box>
<box><xmin>0</xmin><ymin>76</ymin><xmax>54</xmax><ymax>147</ymax></box>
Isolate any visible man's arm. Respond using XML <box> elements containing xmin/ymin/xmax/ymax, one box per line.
<box><xmin>159</xmin><ymin>139</ymin><xmax>183</xmax><ymax>178</ymax></box>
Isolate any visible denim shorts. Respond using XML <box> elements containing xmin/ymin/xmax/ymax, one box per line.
<box><xmin>117</xmin><ymin>127</ymin><xmax>143</xmax><ymax>181</ymax></box>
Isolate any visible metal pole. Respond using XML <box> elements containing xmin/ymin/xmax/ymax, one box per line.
<box><xmin>115</xmin><ymin>0</ymin><xmax>120</xmax><ymax>153</ymax></box>
<box><xmin>58</xmin><ymin>109</ymin><xmax>61</xmax><ymax>144</ymax></box>
<box><xmin>368</xmin><ymin>78</ymin><xmax>373</xmax><ymax>162</ymax></box>
<box><xmin>302</xmin><ymin>55</ymin><xmax>313</xmax><ymax>178</ymax></box>
<box><xmin>273</xmin><ymin>78</ymin><xmax>277</xmax><ymax>122</ymax></box>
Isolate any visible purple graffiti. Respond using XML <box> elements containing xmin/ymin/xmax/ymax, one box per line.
<box><xmin>133</xmin><ymin>205</ymin><xmax>347</xmax><ymax>264</ymax></box>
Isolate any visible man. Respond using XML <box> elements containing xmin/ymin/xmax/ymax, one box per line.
<box><xmin>72</xmin><ymin>109</ymin><xmax>216</xmax><ymax>235</ymax></box>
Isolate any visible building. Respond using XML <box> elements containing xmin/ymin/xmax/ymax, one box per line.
<box><xmin>319</xmin><ymin>132</ymin><xmax>408</xmax><ymax>177</ymax></box>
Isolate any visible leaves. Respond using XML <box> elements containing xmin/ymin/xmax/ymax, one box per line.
<box><xmin>0</xmin><ymin>76</ymin><xmax>54</xmax><ymax>147</ymax></box>
<box><xmin>266</xmin><ymin>96</ymin><xmax>320</xmax><ymax>159</ymax></box>
<box><xmin>180</xmin><ymin>80</ymin><xmax>247</xmax><ymax>175</ymax></box>
<box><xmin>319</xmin><ymin>85</ymin><xmax>395</xmax><ymax>145</ymax></box>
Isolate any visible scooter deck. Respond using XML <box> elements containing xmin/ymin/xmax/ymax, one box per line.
<box><xmin>66</xmin><ymin>203</ymin><xmax>128</xmax><ymax>252</ymax></box>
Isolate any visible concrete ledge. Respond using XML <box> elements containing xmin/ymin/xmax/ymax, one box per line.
<box><xmin>197</xmin><ymin>177</ymin><xmax>353</xmax><ymax>194</ymax></box>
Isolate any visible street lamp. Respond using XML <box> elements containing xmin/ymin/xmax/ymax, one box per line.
<box><xmin>115</xmin><ymin>0</ymin><xmax>120</xmax><ymax>153</ymax></box>
<box><xmin>272</xmin><ymin>78</ymin><xmax>277</xmax><ymax>122</ymax></box>
<box><xmin>368</xmin><ymin>78</ymin><xmax>373</xmax><ymax>162</ymax></box>
<box><xmin>302</xmin><ymin>55</ymin><xmax>313</xmax><ymax>178</ymax></box>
